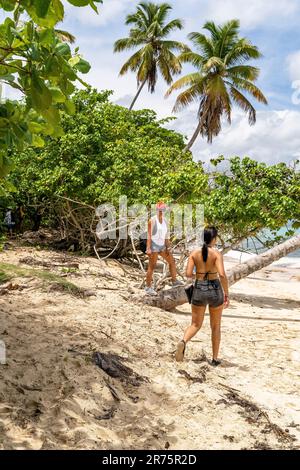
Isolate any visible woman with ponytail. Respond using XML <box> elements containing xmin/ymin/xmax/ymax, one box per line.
<box><xmin>175</xmin><ymin>227</ymin><xmax>229</xmax><ymax>366</ymax></box>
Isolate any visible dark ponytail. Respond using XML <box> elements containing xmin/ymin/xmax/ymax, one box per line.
<box><xmin>202</xmin><ymin>226</ymin><xmax>218</xmax><ymax>262</ymax></box>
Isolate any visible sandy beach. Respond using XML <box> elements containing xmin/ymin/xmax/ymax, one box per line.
<box><xmin>0</xmin><ymin>245</ymin><xmax>299</xmax><ymax>450</ymax></box>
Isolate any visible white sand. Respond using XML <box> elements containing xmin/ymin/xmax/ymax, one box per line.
<box><xmin>0</xmin><ymin>246</ymin><xmax>299</xmax><ymax>450</ymax></box>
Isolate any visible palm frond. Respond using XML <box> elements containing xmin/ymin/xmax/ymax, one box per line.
<box><xmin>215</xmin><ymin>19</ymin><xmax>240</xmax><ymax>58</ymax></box>
<box><xmin>119</xmin><ymin>49</ymin><xmax>144</xmax><ymax>75</ymax></box>
<box><xmin>160</xmin><ymin>40</ymin><xmax>190</xmax><ymax>53</ymax></box>
<box><xmin>156</xmin><ymin>2</ymin><xmax>173</xmax><ymax>24</ymax></box>
<box><xmin>136</xmin><ymin>43</ymin><xmax>157</xmax><ymax>91</ymax></box>
<box><xmin>203</xmin><ymin>56</ymin><xmax>225</xmax><ymax>73</ymax></box>
<box><xmin>158</xmin><ymin>49</ymin><xmax>181</xmax><ymax>83</ymax></box>
<box><xmin>229</xmin><ymin>77</ymin><xmax>268</xmax><ymax>104</ymax></box>
<box><xmin>161</xmin><ymin>18</ymin><xmax>184</xmax><ymax>36</ymax></box>
<box><xmin>165</xmin><ymin>72</ymin><xmax>204</xmax><ymax>97</ymax></box>
<box><xmin>227</xmin><ymin>65</ymin><xmax>260</xmax><ymax>81</ymax></box>
<box><xmin>203</xmin><ymin>21</ymin><xmax>221</xmax><ymax>42</ymax></box>
<box><xmin>188</xmin><ymin>32</ymin><xmax>214</xmax><ymax>57</ymax></box>
<box><xmin>229</xmin><ymin>86</ymin><xmax>256</xmax><ymax>125</ymax></box>
<box><xmin>225</xmin><ymin>39</ymin><xmax>262</xmax><ymax>66</ymax></box>
<box><xmin>204</xmin><ymin>75</ymin><xmax>232</xmax><ymax>123</ymax></box>
<box><xmin>178</xmin><ymin>51</ymin><xmax>205</xmax><ymax>68</ymax></box>
<box><xmin>114</xmin><ymin>37</ymin><xmax>143</xmax><ymax>52</ymax></box>
<box><xmin>172</xmin><ymin>84</ymin><xmax>203</xmax><ymax>112</ymax></box>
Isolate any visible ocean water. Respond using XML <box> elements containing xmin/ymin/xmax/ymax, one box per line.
<box><xmin>240</xmin><ymin>228</ymin><xmax>300</xmax><ymax>267</ymax></box>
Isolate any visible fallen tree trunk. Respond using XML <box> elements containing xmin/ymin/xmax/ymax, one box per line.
<box><xmin>141</xmin><ymin>234</ymin><xmax>300</xmax><ymax>311</ymax></box>
<box><xmin>227</xmin><ymin>234</ymin><xmax>300</xmax><ymax>284</ymax></box>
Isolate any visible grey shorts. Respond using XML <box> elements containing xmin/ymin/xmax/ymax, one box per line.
<box><xmin>192</xmin><ymin>280</ymin><xmax>224</xmax><ymax>308</ymax></box>
<box><xmin>151</xmin><ymin>241</ymin><xmax>166</xmax><ymax>253</ymax></box>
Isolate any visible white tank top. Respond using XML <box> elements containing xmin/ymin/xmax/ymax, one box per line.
<box><xmin>151</xmin><ymin>216</ymin><xmax>168</xmax><ymax>245</ymax></box>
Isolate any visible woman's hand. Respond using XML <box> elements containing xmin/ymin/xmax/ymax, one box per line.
<box><xmin>146</xmin><ymin>248</ymin><xmax>152</xmax><ymax>256</ymax></box>
<box><xmin>224</xmin><ymin>294</ymin><xmax>230</xmax><ymax>309</ymax></box>
<box><xmin>185</xmin><ymin>277</ymin><xmax>193</xmax><ymax>287</ymax></box>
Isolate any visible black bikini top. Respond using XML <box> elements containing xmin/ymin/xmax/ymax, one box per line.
<box><xmin>195</xmin><ymin>248</ymin><xmax>218</xmax><ymax>280</ymax></box>
<box><xmin>196</xmin><ymin>271</ymin><xmax>218</xmax><ymax>280</ymax></box>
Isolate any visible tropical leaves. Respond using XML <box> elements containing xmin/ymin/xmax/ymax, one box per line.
<box><xmin>0</xmin><ymin>0</ymin><xmax>101</xmax><ymax>183</ymax></box>
<box><xmin>0</xmin><ymin>1</ymin><xmax>103</xmax><ymax>22</ymax></box>
<box><xmin>166</xmin><ymin>19</ymin><xmax>268</xmax><ymax>150</ymax></box>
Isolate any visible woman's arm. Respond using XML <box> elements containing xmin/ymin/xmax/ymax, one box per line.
<box><xmin>215</xmin><ymin>252</ymin><xmax>229</xmax><ymax>307</ymax></box>
<box><xmin>165</xmin><ymin>238</ymin><xmax>171</xmax><ymax>252</ymax></box>
<box><xmin>186</xmin><ymin>253</ymin><xmax>195</xmax><ymax>283</ymax></box>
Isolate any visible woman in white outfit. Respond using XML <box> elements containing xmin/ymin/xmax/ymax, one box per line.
<box><xmin>145</xmin><ymin>202</ymin><xmax>182</xmax><ymax>296</ymax></box>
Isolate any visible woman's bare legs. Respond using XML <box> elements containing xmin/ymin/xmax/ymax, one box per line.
<box><xmin>160</xmin><ymin>250</ymin><xmax>177</xmax><ymax>282</ymax></box>
<box><xmin>209</xmin><ymin>305</ymin><xmax>223</xmax><ymax>361</ymax></box>
<box><xmin>146</xmin><ymin>252</ymin><xmax>159</xmax><ymax>287</ymax></box>
<box><xmin>176</xmin><ymin>305</ymin><xmax>206</xmax><ymax>361</ymax></box>
<box><xmin>183</xmin><ymin>305</ymin><xmax>206</xmax><ymax>343</ymax></box>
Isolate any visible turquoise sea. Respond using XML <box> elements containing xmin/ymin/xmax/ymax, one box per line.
<box><xmin>241</xmin><ymin>227</ymin><xmax>300</xmax><ymax>264</ymax></box>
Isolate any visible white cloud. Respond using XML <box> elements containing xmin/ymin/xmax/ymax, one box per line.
<box><xmin>169</xmin><ymin>108</ymin><xmax>300</xmax><ymax>164</ymax></box>
<box><xmin>183</xmin><ymin>0</ymin><xmax>300</xmax><ymax>30</ymax></box>
<box><xmin>287</xmin><ymin>51</ymin><xmax>300</xmax><ymax>82</ymax></box>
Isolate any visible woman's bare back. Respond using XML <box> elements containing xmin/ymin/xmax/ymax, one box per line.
<box><xmin>192</xmin><ymin>247</ymin><xmax>219</xmax><ymax>280</ymax></box>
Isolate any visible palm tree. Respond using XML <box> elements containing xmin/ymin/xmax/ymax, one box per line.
<box><xmin>166</xmin><ymin>20</ymin><xmax>268</xmax><ymax>152</ymax></box>
<box><xmin>114</xmin><ymin>2</ymin><xmax>189</xmax><ymax>110</ymax></box>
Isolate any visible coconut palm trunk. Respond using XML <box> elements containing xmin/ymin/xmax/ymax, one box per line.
<box><xmin>184</xmin><ymin>118</ymin><xmax>202</xmax><ymax>152</ymax></box>
<box><xmin>129</xmin><ymin>78</ymin><xmax>147</xmax><ymax>110</ymax></box>
<box><xmin>227</xmin><ymin>234</ymin><xmax>300</xmax><ymax>285</ymax></box>
<box><xmin>142</xmin><ymin>234</ymin><xmax>300</xmax><ymax>311</ymax></box>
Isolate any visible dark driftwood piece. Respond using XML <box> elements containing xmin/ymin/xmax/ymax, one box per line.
<box><xmin>93</xmin><ymin>352</ymin><xmax>149</xmax><ymax>387</ymax></box>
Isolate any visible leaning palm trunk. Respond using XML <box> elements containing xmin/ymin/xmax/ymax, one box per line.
<box><xmin>184</xmin><ymin>119</ymin><xmax>202</xmax><ymax>152</ymax></box>
<box><xmin>129</xmin><ymin>79</ymin><xmax>147</xmax><ymax>110</ymax></box>
<box><xmin>142</xmin><ymin>234</ymin><xmax>300</xmax><ymax>311</ymax></box>
<box><xmin>227</xmin><ymin>234</ymin><xmax>300</xmax><ymax>285</ymax></box>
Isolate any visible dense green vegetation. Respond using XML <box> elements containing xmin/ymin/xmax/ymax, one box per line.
<box><xmin>8</xmin><ymin>89</ymin><xmax>205</xmax><ymax>207</ymax></box>
<box><xmin>0</xmin><ymin>0</ymin><xmax>102</xmax><ymax>192</ymax></box>
<box><xmin>0</xmin><ymin>1</ymin><xmax>298</xmax><ymax>255</ymax></box>
<box><xmin>2</xmin><ymin>88</ymin><xmax>299</xmax><ymax>252</ymax></box>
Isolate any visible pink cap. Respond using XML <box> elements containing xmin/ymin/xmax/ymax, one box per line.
<box><xmin>156</xmin><ymin>201</ymin><xmax>168</xmax><ymax>211</ymax></box>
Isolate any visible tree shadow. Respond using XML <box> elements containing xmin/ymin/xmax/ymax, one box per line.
<box><xmin>174</xmin><ymin>308</ymin><xmax>300</xmax><ymax>323</ymax></box>
<box><xmin>230</xmin><ymin>292</ymin><xmax>300</xmax><ymax>311</ymax></box>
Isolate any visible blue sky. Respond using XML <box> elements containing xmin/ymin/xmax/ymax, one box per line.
<box><xmin>4</xmin><ymin>0</ymin><xmax>300</xmax><ymax>164</ymax></box>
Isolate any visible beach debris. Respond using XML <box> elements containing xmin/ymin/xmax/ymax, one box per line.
<box><xmin>178</xmin><ymin>366</ymin><xmax>208</xmax><ymax>383</ymax></box>
<box><xmin>47</xmin><ymin>282</ymin><xmax>95</xmax><ymax>298</ymax></box>
<box><xmin>93</xmin><ymin>352</ymin><xmax>149</xmax><ymax>386</ymax></box>
<box><xmin>288</xmin><ymin>421</ymin><xmax>299</xmax><ymax>429</ymax></box>
<box><xmin>104</xmin><ymin>380</ymin><xmax>121</xmax><ymax>402</ymax></box>
<box><xmin>95</xmin><ymin>406</ymin><xmax>117</xmax><ymax>420</ymax></box>
<box><xmin>252</xmin><ymin>441</ymin><xmax>274</xmax><ymax>450</ymax></box>
<box><xmin>19</xmin><ymin>256</ymin><xmax>79</xmax><ymax>270</ymax></box>
<box><xmin>193</xmin><ymin>350</ymin><xmax>208</xmax><ymax>364</ymax></box>
<box><xmin>220</xmin><ymin>386</ymin><xmax>296</xmax><ymax>444</ymax></box>
<box><xmin>223</xmin><ymin>435</ymin><xmax>235</xmax><ymax>442</ymax></box>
